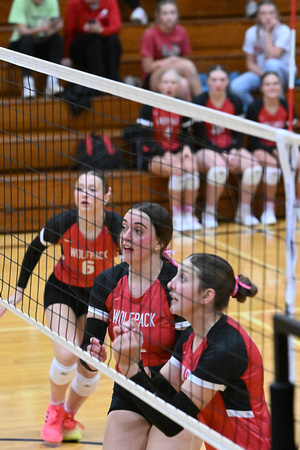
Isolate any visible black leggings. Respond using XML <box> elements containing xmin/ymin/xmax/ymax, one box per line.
<box><xmin>69</xmin><ymin>33</ymin><xmax>122</xmax><ymax>82</ymax></box>
<box><xmin>9</xmin><ymin>34</ymin><xmax>64</xmax><ymax>78</ymax></box>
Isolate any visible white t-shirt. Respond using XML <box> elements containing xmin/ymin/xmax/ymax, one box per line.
<box><xmin>242</xmin><ymin>22</ymin><xmax>291</xmax><ymax>69</ymax></box>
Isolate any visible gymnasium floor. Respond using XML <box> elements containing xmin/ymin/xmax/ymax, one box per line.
<box><xmin>0</xmin><ymin>219</ymin><xmax>299</xmax><ymax>449</ymax></box>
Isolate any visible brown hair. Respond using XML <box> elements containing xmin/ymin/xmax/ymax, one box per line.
<box><xmin>207</xmin><ymin>64</ymin><xmax>229</xmax><ymax>78</ymax></box>
<box><xmin>156</xmin><ymin>0</ymin><xmax>178</xmax><ymax>22</ymax></box>
<box><xmin>127</xmin><ymin>202</ymin><xmax>173</xmax><ymax>254</ymax></box>
<box><xmin>188</xmin><ymin>253</ymin><xmax>258</xmax><ymax>311</ymax></box>
<box><xmin>77</xmin><ymin>170</ymin><xmax>109</xmax><ymax>195</ymax></box>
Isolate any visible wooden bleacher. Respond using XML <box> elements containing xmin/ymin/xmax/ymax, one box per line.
<box><xmin>0</xmin><ymin>0</ymin><xmax>296</xmax><ymax>232</ymax></box>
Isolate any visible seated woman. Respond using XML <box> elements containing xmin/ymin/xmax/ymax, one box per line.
<box><xmin>8</xmin><ymin>0</ymin><xmax>64</xmax><ymax>98</ymax></box>
<box><xmin>247</xmin><ymin>72</ymin><xmax>290</xmax><ymax>224</ymax></box>
<box><xmin>193</xmin><ymin>64</ymin><xmax>263</xmax><ymax>228</ymax></box>
<box><xmin>140</xmin><ymin>0</ymin><xmax>202</xmax><ymax>102</ymax></box>
<box><xmin>62</xmin><ymin>0</ymin><xmax>122</xmax><ymax>82</ymax></box>
<box><xmin>100</xmin><ymin>252</ymin><xmax>271</xmax><ymax>450</ymax></box>
<box><xmin>134</xmin><ymin>68</ymin><xmax>201</xmax><ymax>232</ymax></box>
<box><xmin>231</xmin><ymin>0</ymin><xmax>296</xmax><ymax>110</ymax></box>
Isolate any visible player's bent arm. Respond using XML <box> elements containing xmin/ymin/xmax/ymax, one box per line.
<box><xmin>160</xmin><ymin>360</ymin><xmax>182</xmax><ymax>392</ymax></box>
<box><xmin>80</xmin><ymin>312</ymin><xmax>108</xmax><ymax>371</ymax></box>
<box><xmin>129</xmin><ymin>368</ymin><xmax>202</xmax><ymax>437</ymax></box>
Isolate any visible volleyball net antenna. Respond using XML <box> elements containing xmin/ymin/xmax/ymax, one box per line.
<box><xmin>0</xmin><ymin>48</ymin><xmax>299</xmax><ymax>449</ymax></box>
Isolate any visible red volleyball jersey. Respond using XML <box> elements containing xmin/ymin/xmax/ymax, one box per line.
<box><xmin>247</xmin><ymin>98</ymin><xmax>291</xmax><ymax>149</ymax></box>
<box><xmin>88</xmin><ymin>260</ymin><xmax>189</xmax><ymax>367</ymax></box>
<box><xmin>40</xmin><ymin>209</ymin><xmax>121</xmax><ymax>288</ymax></box>
<box><xmin>170</xmin><ymin>315</ymin><xmax>271</xmax><ymax>449</ymax></box>
<box><xmin>54</xmin><ymin>222</ymin><xmax>118</xmax><ymax>287</ymax></box>
<box><xmin>192</xmin><ymin>92</ymin><xmax>244</xmax><ymax>151</ymax></box>
<box><xmin>137</xmin><ymin>104</ymin><xmax>190</xmax><ymax>152</ymax></box>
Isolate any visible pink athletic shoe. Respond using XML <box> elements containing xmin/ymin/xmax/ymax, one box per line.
<box><xmin>41</xmin><ymin>404</ymin><xmax>65</xmax><ymax>443</ymax></box>
<box><xmin>63</xmin><ymin>412</ymin><xmax>84</xmax><ymax>442</ymax></box>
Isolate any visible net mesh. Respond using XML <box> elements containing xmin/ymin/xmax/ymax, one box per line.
<box><xmin>0</xmin><ymin>48</ymin><xmax>300</xmax><ymax>449</ymax></box>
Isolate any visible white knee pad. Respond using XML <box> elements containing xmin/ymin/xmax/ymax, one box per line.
<box><xmin>206</xmin><ymin>166</ymin><xmax>228</xmax><ymax>186</ymax></box>
<box><xmin>71</xmin><ymin>371</ymin><xmax>100</xmax><ymax>397</ymax></box>
<box><xmin>49</xmin><ymin>358</ymin><xmax>77</xmax><ymax>386</ymax></box>
<box><xmin>242</xmin><ymin>165</ymin><xmax>263</xmax><ymax>186</ymax></box>
<box><xmin>183</xmin><ymin>172</ymin><xmax>200</xmax><ymax>190</ymax></box>
<box><xmin>263</xmin><ymin>167</ymin><xmax>281</xmax><ymax>186</ymax></box>
<box><xmin>168</xmin><ymin>175</ymin><xmax>184</xmax><ymax>192</ymax></box>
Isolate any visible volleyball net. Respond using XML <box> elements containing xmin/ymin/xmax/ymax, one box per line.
<box><xmin>0</xmin><ymin>48</ymin><xmax>300</xmax><ymax>449</ymax></box>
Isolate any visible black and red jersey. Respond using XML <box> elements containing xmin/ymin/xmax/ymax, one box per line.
<box><xmin>246</xmin><ymin>97</ymin><xmax>293</xmax><ymax>150</ymax></box>
<box><xmin>137</xmin><ymin>104</ymin><xmax>192</xmax><ymax>152</ymax></box>
<box><xmin>88</xmin><ymin>259</ymin><xmax>189</xmax><ymax>367</ymax></box>
<box><xmin>170</xmin><ymin>315</ymin><xmax>271</xmax><ymax>449</ymax></box>
<box><xmin>18</xmin><ymin>209</ymin><xmax>121</xmax><ymax>290</ymax></box>
<box><xmin>192</xmin><ymin>91</ymin><xmax>244</xmax><ymax>151</ymax></box>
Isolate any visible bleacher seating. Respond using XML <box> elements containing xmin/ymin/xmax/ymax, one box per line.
<box><xmin>0</xmin><ymin>0</ymin><xmax>295</xmax><ymax>232</ymax></box>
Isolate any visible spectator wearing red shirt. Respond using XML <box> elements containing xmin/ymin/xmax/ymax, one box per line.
<box><xmin>62</xmin><ymin>0</ymin><xmax>122</xmax><ymax>81</ymax></box>
<box><xmin>246</xmin><ymin>71</ymin><xmax>300</xmax><ymax>224</ymax></box>
<box><xmin>141</xmin><ymin>0</ymin><xmax>202</xmax><ymax>101</ymax></box>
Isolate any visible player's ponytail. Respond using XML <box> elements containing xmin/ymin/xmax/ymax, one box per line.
<box><xmin>231</xmin><ymin>275</ymin><xmax>258</xmax><ymax>303</ymax></box>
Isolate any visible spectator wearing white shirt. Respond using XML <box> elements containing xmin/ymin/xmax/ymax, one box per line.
<box><xmin>231</xmin><ymin>0</ymin><xmax>296</xmax><ymax>109</ymax></box>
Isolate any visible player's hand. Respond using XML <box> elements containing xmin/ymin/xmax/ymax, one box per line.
<box><xmin>87</xmin><ymin>337</ymin><xmax>107</xmax><ymax>362</ymax></box>
<box><xmin>112</xmin><ymin>320</ymin><xmax>143</xmax><ymax>376</ymax></box>
<box><xmin>0</xmin><ymin>287</ymin><xmax>24</xmax><ymax>318</ymax></box>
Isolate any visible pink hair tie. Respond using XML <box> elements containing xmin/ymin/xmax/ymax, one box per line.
<box><xmin>163</xmin><ymin>246</ymin><xmax>178</xmax><ymax>267</ymax></box>
<box><xmin>232</xmin><ymin>276</ymin><xmax>252</xmax><ymax>297</ymax></box>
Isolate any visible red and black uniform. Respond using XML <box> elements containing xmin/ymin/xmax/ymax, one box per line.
<box><xmin>131</xmin><ymin>104</ymin><xmax>192</xmax><ymax>170</ymax></box>
<box><xmin>129</xmin><ymin>314</ymin><xmax>271</xmax><ymax>449</ymax></box>
<box><xmin>192</xmin><ymin>92</ymin><xmax>244</xmax><ymax>152</ymax></box>
<box><xmin>82</xmin><ymin>258</ymin><xmax>189</xmax><ymax>414</ymax></box>
<box><xmin>17</xmin><ymin>209</ymin><xmax>122</xmax><ymax>317</ymax></box>
<box><xmin>246</xmin><ymin>97</ymin><xmax>292</xmax><ymax>153</ymax></box>
<box><xmin>63</xmin><ymin>0</ymin><xmax>122</xmax><ymax>80</ymax></box>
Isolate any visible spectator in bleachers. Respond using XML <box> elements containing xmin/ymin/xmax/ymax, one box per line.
<box><xmin>193</xmin><ymin>65</ymin><xmax>263</xmax><ymax>228</ymax></box>
<box><xmin>8</xmin><ymin>0</ymin><xmax>64</xmax><ymax>98</ymax></box>
<box><xmin>231</xmin><ymin>0</ymin><xmax>296</xmax><ymax>110</ymax></box>
<box><xmin>134</xmin><ymin>68</ymin><xmax>202</xmax><ymax>232</ymax></box>
<box><xmin>62</xmin><ymin>0</ymin><xmax>122</xmax><ymax>82</ymax></box>
<box><xmin>246</xmin><ymin>71</ymin><xmax>300</xmax><ymax>224</ymax></box>
<box><xmin>140</xmin><ymin>0</ymin><xmax>202</xmax><ymax>102</ymax></box>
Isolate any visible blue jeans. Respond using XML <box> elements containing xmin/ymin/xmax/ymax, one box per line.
<box><xmin>230</xmin><ymin>59</ymin><xmax>293</xmax><ymax>108</ymax></box>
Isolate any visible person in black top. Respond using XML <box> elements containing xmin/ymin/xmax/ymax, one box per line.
<box><xmin>134</xmin><ymin>69</ymin><xmax>201</xmax><ymax>233</ymax></box>
<box><xmin>193</xmin><ymin>65</ymin><xmax>263</xmax><ymax>228</ymax></box>
<box><xmin>247</xmin><ymin>71</ymin><xmax>299</xmax><ymax>224</ymax></box>
<box><xmin>71</xmin><ymin>202</ymin><xmax>201</xmax><ymax>450</ymax></box>
<box><xmin>1</xmin><ymin>170</ymin><xmax>122</xmax><ymax>444</ymax></box>
<box><xmin>109</xmin><ymin>253</ymin><xmax>271</xmax><ymax>450</ymax></box>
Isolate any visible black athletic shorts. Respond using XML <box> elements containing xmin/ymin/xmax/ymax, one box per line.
<box><xmin>108</xmin><ymin>382</ymin><xmax>144</xmax><ymax>416</ymax></box>
<box><xmin>108</xmin><ymin>365</ymin><xmax>163</xmax><ymax>417</ymax></box>
<box><xmin>44</xmin><ymin>272</ymin><xmax>91</xmax><ymax>318</ymax></box>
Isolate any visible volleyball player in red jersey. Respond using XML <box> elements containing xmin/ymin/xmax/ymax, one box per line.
<box><xmin>110</xmin><ymin>253</ymin><xmax>271</xmax><ymax>450</ymax></box>
<box><xmin>246</xmin><ymin>71</ymin><xmax>300</xmax><ymax>224</ymax></box>
<box><xmin>193</xmin><ymin>65</ymin><xmax>263</xmax><ymax>228</ymax></box>
<box><xmin>1</xmin><ymin>171</ymin><xmax>122</xmax><ymax>444</ymax></box>
<box><xmin>136</xmin><ymin>68</ymin><xmax>201</xmax><ymax>233</ymax></box>
<box><xmin>75</xmin><ymin>202</ymin><xmax>202</xmax><ymax>449</ymax></box>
